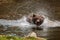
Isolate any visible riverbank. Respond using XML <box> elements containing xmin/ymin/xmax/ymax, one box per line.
<box><xmin>0</xmin><ymin>35</ymin><xmax>46</xmax><ymax>40</ymax></box>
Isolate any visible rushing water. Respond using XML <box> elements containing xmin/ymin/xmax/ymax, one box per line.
<box><xmin>0</xmin><ymin>0</ymin><xmax>60</xmax><ymax>40</ymax></box>
<box><xmin>0</xmin><ymin>14</ymin><xmax>60</xmax><ymax>30</ymax></box>
<box><xmin>0</xmin><ymin>14</ymin><xmax>60</xmax><ymax>39</ymax></box>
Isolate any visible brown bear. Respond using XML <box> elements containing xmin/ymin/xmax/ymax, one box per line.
<box><xmin>27</xmin><ymin>14</ymin><xmax>44</xmax><ymax>26</ymax></box>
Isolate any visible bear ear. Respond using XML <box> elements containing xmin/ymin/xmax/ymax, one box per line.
<box><xmin>33</xmin><ymin>14</ymin><xmax>36</xmax><ymax>17</ymax></box>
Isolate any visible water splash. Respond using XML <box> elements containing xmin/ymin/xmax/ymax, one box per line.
<box><xmin>34</xmin><ymin>8</ymin><xmax>60</xmax><ymax>27</ymax></box>
<box><xmin>40</xmin><ymin>17</ymin><xmax>60</xmax><ymax>31</ymax></box>
<box><xmin>0</xmin><ymin>16</ymin><xmax>36</xmax><ymax>31</ymax></box>
<box><xmin>0</xmin><ymin>15</ymin><xmax>60</xmax><ymax>30</ymax></box>
<box><xmin>41</xmin><ymin>17</ymin><xmax>60</xmax><ymax>27</ymax></box>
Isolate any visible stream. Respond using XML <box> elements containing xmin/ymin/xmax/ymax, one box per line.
<box><xmin>0</xmin><ymin>0</ymin><xmax>60</xmax><ymax>40</ymax></box>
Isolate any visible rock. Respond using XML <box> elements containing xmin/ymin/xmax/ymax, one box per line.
<box><xmin>25</xmin><ymin>32</ymin><xmax>47</xmax><ymax>40</ymax></box>
<box><xmin>26</xmin><ymin>32</ymin><xmax>37</xmax><ymax>38</ymax></box>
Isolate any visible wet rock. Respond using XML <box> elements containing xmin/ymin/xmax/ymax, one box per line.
<box><xmin>26</xmin><ymin>32</ymin><xmax>37</xmax><ymax>37</ymax></box>
<box><xmin>25</xmin><ymin>32</ymin><xmax>47</xmax><ymax>40</ymax></box>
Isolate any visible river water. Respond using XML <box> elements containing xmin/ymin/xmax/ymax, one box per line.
<box><xmin>0</xmin><ymin>0</ymin><xmax>60</xmax><ymax>40</ymax></box>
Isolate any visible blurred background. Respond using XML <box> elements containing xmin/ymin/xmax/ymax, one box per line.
<box><xmin>0</xmin><ymin>0</ymin><xmax>60</xmax><ymax>40</ymax></box>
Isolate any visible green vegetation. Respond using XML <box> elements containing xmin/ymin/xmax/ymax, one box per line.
<box><xmin>0</xmin><ymin>35</ymin><xmax>47</xmax><ymax>40</ymax></box>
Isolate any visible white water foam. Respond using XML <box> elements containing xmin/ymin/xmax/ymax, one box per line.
<box><xmin>40</xmin><ymin>17</ymin><xmax>60</xmax><ymax>31</ymax></box>
<box><xmin>0</xmin><ymin>16</ymin><xmax>36</xmax><ymax>31</ymax></box>
<box><xmin>0</xmin><ymin>15</ymin><xmax>60</xmax><ymax>31</ymax></box>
